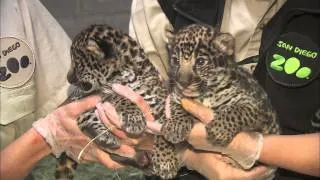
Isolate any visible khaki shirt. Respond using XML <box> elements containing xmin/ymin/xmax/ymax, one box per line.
<box><xmin>129</xmin><ymin>0</ymin><xmax>286</xmax><ymax>77</ymax></box>
<box><xmin>0</xmin><ymin>0</ymin><xmax>71</xmax><ymax>149</ymax></box>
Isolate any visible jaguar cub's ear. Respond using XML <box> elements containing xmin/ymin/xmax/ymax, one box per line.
<box><xmin>87</xmin><ymin>39</ymin><xmax>105</xmax><ymax>58</ymax></box>
<box><xmin>213</xmin><ymin>33</ymin><xmax>235</xmax><ymax>56</ymax></box>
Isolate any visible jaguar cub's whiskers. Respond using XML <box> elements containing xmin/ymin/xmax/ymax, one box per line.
<box><xmin>77</xmin><ymin>126</ymin><xmax>115</xmax><ymax>162</ymax></box>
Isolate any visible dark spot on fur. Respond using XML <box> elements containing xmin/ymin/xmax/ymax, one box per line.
<box><xmin>120</xmin><ymin>42</ymin><xmax>128</xmax><ymax>50</ymax></box>
<box><xmin>130</xmin><ymin>48</ymin><xmax>138</xmax><ymax>57</ymax></box>
<box><xmin>128</xmin><ymin>39</ymin><xmax>137</xmax><ymax>46</ymax></box>
<box><xmin>95</xmin><ymin>39</ymin><xmax>115</xmax><ymax>58</ymax></box>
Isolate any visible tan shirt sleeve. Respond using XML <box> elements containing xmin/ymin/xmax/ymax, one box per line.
<box><xmin>129</xmin><ymin>0</ymin><xmax>173</xmax><ymax>81</ymax></box>
<box><xmin>221</xmin><ymin>0</ymin><xmax>286</xmax><ymax>73</ymax></box>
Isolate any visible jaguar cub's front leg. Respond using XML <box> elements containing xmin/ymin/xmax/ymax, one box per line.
<box><xmin>161</xmin><ymin>102</ymin><xmax>195</xmax><ymax>144</ymax></box>
<box><xmin>78</xmin><ymin>109</ymin><xmax>120</xmax><ymax>150</ymax></box>
<box><xmin>206</xmin><ymin>102</ymin><xmax>260</xmax><ymax>146</ymax></box>
<box><xmin>77</xmin><ymin>91</ymin><xmax>147</xmax><ymax>149</ymax></box>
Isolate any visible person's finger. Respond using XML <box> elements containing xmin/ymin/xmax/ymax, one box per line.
<box><xmin>112</xmin><ymin>84</ymin><xmax>154</xmax><ymax>121</ymax></box>
<box><xmin>65</xmin><ymin>95</ymin><xmax>102</xmax><ymax>117</ymax></box>
<box><xmin>57</xmin><ymin>135</ymin><xmax>90</xmax><ymax>144</ymax></box>
<box><xmin>97</xmin><ymin>144</ymin><xmax>137</xmax><ymax>159</ymax></box>
<box><xmin>181</xmin><ymin>98</ymin><xmax>214</xmax><ymax>124</ymax></box>
<box><xmin>55</xmin><ymin>113</ymin><xmax>83</xmax><ymax>135</ymax></box>
<box><xmin>99</xmin><ymin>102</ymin><xmax>122</xmax><ymax>128</ymax></box>
<box><xmin>95</xmin><ymin>149</ymin><xmax>125</xmax><ymax>169</ymax></box>
<box><xmin>111</xmin><ymin>144</ymin><xmax>136</xmax><ymax>158</ymax></box>
<box><xmin>248</xmin><ymin>165</ymin><xmax>270</xmax><ymax>179</ymax></box>
<box><xmin>187</xmin><ymin>123</ymin><xmax>220</xmax><ymax>151</ymax></box>
<box><xmin>94</xmin><ymin>109</ymin><xmax>128</xmax><ymax>139</ymax></box>
<box><xmin>146</xmin><ymin>121</ymin><xmax>162</xmax><ymax>134</ymax></box>
<box><xmin>186</xmin><ymin>151</ymin><xmax>266</xmax><ymax>180</ymax></box>
<box><xmin>219</xmin><ymin>162</ymin><xmax>270</xmax><ymax>180</ymax></box>
<box><xmin>134</xmin><ymin>134</ymin><xmax>154</xmax><ymax>151</ymax></box>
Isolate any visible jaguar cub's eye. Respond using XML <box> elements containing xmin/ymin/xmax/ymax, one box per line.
<box><xmin>196</xmin><ymin>58</ymin><xmax>207</xmax><ymax>66</ymax></box>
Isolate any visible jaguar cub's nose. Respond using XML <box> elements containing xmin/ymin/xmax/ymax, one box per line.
<box><xmin>178</xmin><ymin>80</ymin><xmax>191</xmax><ymax>87</ymax></box>
<box><xmin>177</xmin><ymin>71</ymin><xmax>192</xmax><ymax>88</ymax></box>
<box><xmin>67</xmin><ymin>71</ymin><xmax>78</xmax><ymax>84</ymax></box>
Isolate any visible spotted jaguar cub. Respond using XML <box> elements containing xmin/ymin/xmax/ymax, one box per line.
<box><xmin>55</xmin><ymin>24</ymin><xmax>168</xmax><ymax>179</ymax></box>
<box><xmin>67</xmin><ymin>24</ymin><xmax>167</xmax><ymax>140</ymax></box>
<box><xmin>165</xmin><ymin>24</ymin><xmax>279</xmax><ymax>146</ymax></box>
<box><xmin>160</xmin><ymin>24</ymin><xmax>280</xmax><ymax>175</ymax></box>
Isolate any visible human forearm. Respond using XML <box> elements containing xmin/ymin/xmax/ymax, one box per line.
<box><xmin>0</xmin><ymin>128</ymin><xmax>51</xmax><ymax>180</ymax></box>
<box><xmin>259</xmin><ymin>133</ymin><xmax>320</xmax><ymax>177</ymax></box>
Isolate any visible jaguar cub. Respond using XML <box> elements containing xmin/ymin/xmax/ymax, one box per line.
<box><xmin>165</xmin><ymin>24</ymin><xmax>280</xmax><ymax>146</ymax></box>
<box><xmin>159</xmin><ymin>24</ymin><xmax>280</xmax><ymax>177</ymax></box>
<box><xmin>56</xmin><ymin>24</ymin><xmax>168</xmax><ymax>179</ymax></box>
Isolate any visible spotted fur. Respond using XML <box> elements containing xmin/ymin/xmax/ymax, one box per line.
<box><xmin>166</xmin><ymin>24</ymin><xmax>280</xmax><ymax>147</ymax></box>
<box><xmin>56</xmin><ymin>24</ymin><xmax>174</xmax><ymax>179</ymax></box>
<box><xmin>148</xmin><ymin>24</ymin><xmax>280</xmax><ymax>179</ymax></box>
<box><xmin>55</xmin><ymin>24</ymin><xmax>280</xmax><ymax>180</ymax></box>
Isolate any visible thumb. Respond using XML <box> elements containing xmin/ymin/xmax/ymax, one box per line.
<box><xmin>181</xmin><ymin>98</ymin><xmax>214</xmax><ymax>124</ymax></box>
<box><xmin>112</xmin><ymin>84</ymin><xmax>154</xmax><ymax>121</ymax></box>
<box><xmin>65</xmin><ymin>95</ymin><xmax>101</xmax><ymax>117</ymax></box>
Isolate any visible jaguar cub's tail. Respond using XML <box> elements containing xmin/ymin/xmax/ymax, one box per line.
<box><xmin>55</xmin><ymin>153</ymin><xmax>78</xmax><ymax>180</ymax></box>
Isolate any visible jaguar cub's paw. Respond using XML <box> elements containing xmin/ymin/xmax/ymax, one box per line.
<box><xmin>121</xmin><ymin>111</ymin><xmax>146</xmax><ymax>135</ymax></box>
<box><xmin>153</xmin><ymin>159</ymin><xmax>179</xmax><ymax>179</ymax></box>
<box><xmin>116</xmin><ymin>99</ymin><xmax>146</xmax><ymax>135</ymax></box>
<box><xmin>152</xmin><ymin>136</ymin><xmax>180</xmax><ymax>179</ymax></box>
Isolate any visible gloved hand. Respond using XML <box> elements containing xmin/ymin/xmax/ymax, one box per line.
<box><xmin>181</xmin><ymin>98</ymin><xmax>264</xmax><ymax>169</ymax></box>
<box><xmin>32</xmin><ymin>95</ymin><xmax>135</xmax><ymax>168</ymax></box>
<box><xmin>180</xmin><ymin>148</ymin><xmax>275</xmax><ymax>180</ymax></box>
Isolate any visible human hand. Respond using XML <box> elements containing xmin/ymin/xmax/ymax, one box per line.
<box><xmin>178</xmin><ymin>98</ymin><xmax>276</xmax><ymax>179</ymax></box>
<box><xmin>89</xmin><ymin>84</ymin><xmax>157</xmax><ymax>170</ymax></box>
<box><xmin>32</xmin><ymin>96</ymin><xmax>131</xmax><ymax>169</ymax></box>
<box><xmin>181</xmin><ymin>98</ymin><xmax>264</xmax><ymax>169</ymax></box>
<box><xmin>181</xmin><ymin>148</ymin><xmax>275</xmax><ymax>180</ymax></box>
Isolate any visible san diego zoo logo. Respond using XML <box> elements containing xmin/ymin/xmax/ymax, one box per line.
<box><xmin>0</xmin><ymin>37</ymin><xmax>35</xmax><ymax>88</ymax></box>
<box><xmin>270</xmin><ymin>54</ymin><xmax>312</xmax><ymax>79</ymax></box>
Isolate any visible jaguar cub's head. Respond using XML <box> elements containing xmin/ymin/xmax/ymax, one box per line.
<box><xmin>168</xmin><ymin>24</ymin><xmax>235</xmax><ymax>98</ymax></box>
<box><xmin>67</xmin><ymin>24</ymin><xmax>140</xmax><ymax>93</ymax></box>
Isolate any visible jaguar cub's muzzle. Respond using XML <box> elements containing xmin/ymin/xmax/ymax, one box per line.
<box><xmin>78</xmin><ymin>81</ymin><xmax>93</xmax><ymax>92</ymax></box>
<box><xmin>67</xmin><ymin>71</ymin><xmax>94</xmax><ymax>93</ymax></box>
<box><xmin>67</xmin><ymin>70</ymin><xmax>78</xmax><ymax>84</ymax></box>
<box><xmin>173</xmin><ymin>82</ymin><xmax>203</xmax><ymax>98</ymax></box>
<box><xmin>173</xmin><ymin>73</ymin><xmax>203</xmax><ymax>98</ymax></box>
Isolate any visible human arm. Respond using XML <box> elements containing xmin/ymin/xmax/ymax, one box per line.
<box><xmin>0</xmin><ymin>128</ymin><xmax>51</xmax><ymax>180</ymax></box>
<box><xmin>0</xmin><ymin>96</ymin><xmax>126</xmax><ymax>180</ymax></box>
<box><xmin>0</xmin><ymin>128</ymin><xmax>124</xmax><ymax>180</ymax></box>
<box><xmin>260</xmin><ymin>134</ymin><xmax>320</xmax><ymax>177</ymax></box>
<box><xmin>186</xmin><ymin>123</ymin><xmax>320</xmax><ymax>177</ymax></box>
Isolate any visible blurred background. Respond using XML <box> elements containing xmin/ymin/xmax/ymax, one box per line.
<box><xmin>29</xmin><ymin>1</ymin><xmax>145</xmax><ymax>179</ymax></box>
<box><xmin>40</xmin><ymin>0</ymin><xmax>131</xmax><ymax>37</ymax></box>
